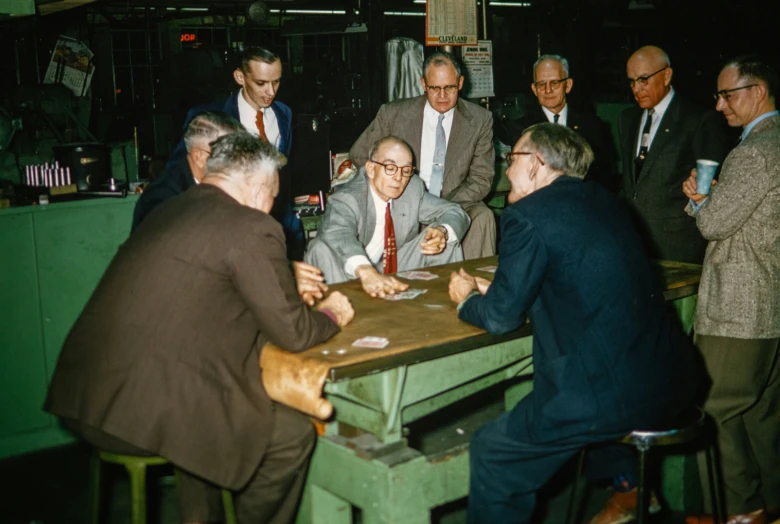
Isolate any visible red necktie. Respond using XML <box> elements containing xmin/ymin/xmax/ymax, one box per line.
<box><xmin>256</xmin><ymin>110</ymin><xmax>268</xmax><ymax>142</ymax></box>
<box><xmin>383</xmin><ymin>202</ymin><xmax>397</xmax><ymax>274</ymax></box>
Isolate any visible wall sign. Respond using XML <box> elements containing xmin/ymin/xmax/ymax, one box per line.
<box><xmin>426</xmin><ymin>0</ymin><xmax>478</xmax><ymax>47</ymax></box>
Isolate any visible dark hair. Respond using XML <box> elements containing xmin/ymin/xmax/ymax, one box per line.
<box><xmin>522</xmin><ymin>123</ymin><xmax>594</xmax><ymax>179</ymax></box>
<box><xmin>368</xmin><ymin>135</ymin><xmax>414</xmax><ymax>162</ymax></box>
<box><xmin>183</xmin><ymin>112</ymin><xmax>244</xmax><ymax>152</ymax></box>
<box><xmin>726</xmin><ymin>54</ymin><xmax>778</xmax><ymax>101</ymax></box>
<box><xmin>423</xmin><ymin>51</ymin><xmax>462</xmax><ymax>78</ymax></box>
<box><xmin>237</xmin><ymin>46</ymin><xmax>280</xmax><ymax>72</ymax></box>
<box><xmin>206</xmin><ymin>131</ymin><xmax>286</xmax><ymax>182</ymax></box>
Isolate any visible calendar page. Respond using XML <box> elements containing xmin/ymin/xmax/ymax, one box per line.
<box><xmin>43</xmin><ymin>35</ymin><xmax>95</xmax><ymax>97</ymax></box>
<box><xmin>462</xmin><ymin>41</ymin><xmax>494</xmax><ymax>98</ymax></box>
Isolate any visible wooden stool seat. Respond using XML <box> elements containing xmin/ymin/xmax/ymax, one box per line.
<box><xmin>90</xmin><ymin>450</ymin><xmax>237</xmax><ymax>524</ymax></box>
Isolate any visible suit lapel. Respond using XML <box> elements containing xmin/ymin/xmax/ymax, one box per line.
<box><xmin>623</xmin><ymin>107</ymin><xmax>642</xmax><ymax>184</ymax></box>
<box><xmin>443</xmin><ymin>100</ymin><xmax>474</xmax><ymax>191</ymax></box>
<box><xmin>404</xmin><ymin>97</ymin><xmax>426</xmax><ymax>165</ymax></box>
<box><xmin>637</xmin><ymin>94</ymin><xmax>680</xmax><ymax>183</ymax></box>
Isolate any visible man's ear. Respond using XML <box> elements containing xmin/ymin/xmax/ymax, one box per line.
<box><xmin>565</xmin><ymin>78</ymin><xmax>574</xmax><ymax>94</ymax></box>
<box><xmin>663</xmin><ymin>67</ymin><xmax>673</xmax><ymax>87</ymax></box>
<box><xmin>420</xmin><ymin>77</ymin><xmax>427</xmax><ymax>92</ymax></box>
<box><xmin>457</xmin><ymin>75</ymin><xmax>464</xmax><ymax>91</ymax></box>
<box><xmin>233</xmin><ymin>68</ymin><xmax>245</xmax><ymax>87</ymax></box>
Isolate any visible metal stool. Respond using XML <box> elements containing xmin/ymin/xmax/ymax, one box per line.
<box><xmin>566</xmin><ymin>406</ymin><xmax>724</xmax><ymax>524</ymax></box>
<box><xmin>89</xmin><ymin>450</ymin><xmax>237</xmax><ymax>524</ymax></box>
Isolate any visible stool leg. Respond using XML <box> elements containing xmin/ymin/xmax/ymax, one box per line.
<box><xmin>222</xmin><ymin>489</ymin><xmax>237</xmax><ymax>524</ymax></box>
<box><xmin>89</xmin><ymin>452</ymin><xmax>102</xmax><ymax>524</ymax></box>
<box><xmin>637</xmin><ymin>447</ymin><xmax>648</xmax><ymax>524</ymax></box>
<box><xmin>124</xmin><ymin>461</ymin><xmax>148</xmax><ymax>524</ymax></box>
<box><xmin>565</xmin><ymin>449</ymin><xmax>586</xmax><ymax>524</ymax></box>
<box><xmin>703</xmin><ymin>435</ymin><xmax>723</xmax><ymax>524</ymax></box>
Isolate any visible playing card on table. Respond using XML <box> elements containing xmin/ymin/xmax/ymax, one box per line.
<box><xmin>352</xmin><ymin>336</ymin><xmax>390</xmax><ymax>349</ymax></box>
<box><xmin>396</xmin><ymin>270</ymin><xmax>439</xmax><ymax>280</ymax></box>
<box><xmin>384</xmin><ymin>288</ymin><xmax>428</xmax><ymax>301</ymax></box>
<box><xmin>477</xmin><ymin>265</ymin><xmax>498</xmax><ymax>274</ymax></box>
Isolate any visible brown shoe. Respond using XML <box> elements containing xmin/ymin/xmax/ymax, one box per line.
<box><xmin>588</xmin><ymin>488</ymin><xmax>661</xmax><ymax>524</ymax></box>
<box><xmin>685</xmin><ymin>509</ymin><xmax>767</xmax><ymax>524</ymax></box>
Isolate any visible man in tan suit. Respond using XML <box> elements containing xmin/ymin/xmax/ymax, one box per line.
<box><xmin>350</xmin><ymin>51</ymin><xmax>496</xmax><ymax>259</ymax></box>
<box><xmin>682</xmin><ymin>55</ymin><xmax>780</xmax><ymax>524</ymax></box>
<box><xmin>45</xmin><ymin>132</ymin><xmax>354</xmax><ymax>524</ymax></box>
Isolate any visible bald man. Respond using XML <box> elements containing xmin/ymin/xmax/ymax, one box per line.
<box><xmin>619</xmin><ymin>45</ymin><xmax>730</xmax><ymax>264</ymax></box>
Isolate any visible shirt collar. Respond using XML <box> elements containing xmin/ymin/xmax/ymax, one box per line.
<box><xmin>741</xmin><ymin>110</ymin><xmax>779</xmax><ymax>141</ymax></box>
<box><xmin>237</xmin><ymin>88</ymin><xmax>260</xmax><ymax>115</ymax></box>
<box><xmin>541</xmin><ymin>104</ymin><xmax>568</xmax><ymax>124</ymax></box>
<box><xmin>649</xmin><ymin>86</ymin><xmax>675</xmax><ymax>119</ymax></box>
<box><xmin>424</xmin><ymin>100</ymin><xmax>455</xmax><ymax>121</ymax></box>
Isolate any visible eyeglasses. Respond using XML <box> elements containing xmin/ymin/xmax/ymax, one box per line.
<box><xmin>713</xmin><ymin>84</ymin><xmax>758</xmax><ymax>102</ymax></box>
<box><xmin>504</xmin><ymin>151</ymin><xmax>534</xmax><ymax>165</ymax></box>
<box><xmin>425</xmin><ymin>84</ymin><xmax>459</xmax><ymax>96</ymax></box>
<box><xmin>533</xmin><ymin>78</ymin><xmax>569</xmax><ymax>90</ymax></box>
<box><xmin>370</xmin><ymin>160</ymin><xmax>416</xmax><ymax>177</ymax></box>
<box><xmin>628</xmin><ymin>67</ymin><xmax>668</xmax><ymax>88</ymax></box>
<box><xmin>193</xmin><ymin>147</ymin><xmax>211</xmax><ymax>156</ymax></box>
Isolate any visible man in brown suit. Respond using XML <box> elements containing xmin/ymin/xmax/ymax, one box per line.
<box><xmin>45</xmin><ymin>132</ymin><xmax>354</xmax><ymax>524</ymax></box>
<box><xmin>349</xmin><ymin>51</ymin><xmax>496</xmax><ymax>259</ymax></box>
<box><xmin>683</xmin><ymin>55</ymin><xmax>780</xmax><ymax>524</ymax></box>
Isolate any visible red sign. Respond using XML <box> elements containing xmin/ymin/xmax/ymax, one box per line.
<box><xmin>180</xmin><ymin>32</ymin><xmax>196</xmax><ymax>43</ymax></box>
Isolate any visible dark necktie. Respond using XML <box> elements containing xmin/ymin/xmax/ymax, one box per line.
<box><xmin>634</xmin><ymin>108</ymin><xmax>654</xmax><ymax>177</ymax></box>
<box><xmin>553</xmin><ymin>113</ymin><xmax>560</xmax><ymax>124</ymax></box>
<box><xmin>383</xmin><ymin>202</ymin><xmax>397</xmax><ymax>274</ymax></box>
<box><xmin>256</xmin><ymin>110</ymin><xmax>268</xmax><ymax>142</ymax></box>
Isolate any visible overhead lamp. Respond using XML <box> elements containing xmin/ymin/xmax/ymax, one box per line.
<box><xmin>490</xmin><ymin>1</ymin><xmax>531</xmax><ymax>6</ymax></box>
<box><xmin>270</xmin><ymin>9</ymin><xmax>347</xmax><ymax>15</ymax></box>
<box><xmin>385</xmin><ymin>11</ymin><xmax>425</xmax><ymax>16</ymax></box>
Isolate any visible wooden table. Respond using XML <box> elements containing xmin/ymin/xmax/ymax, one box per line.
<box><xmin>258</xmin><ymin>257</ymin><xmax>702</xmax><ymax>524</ymax></box>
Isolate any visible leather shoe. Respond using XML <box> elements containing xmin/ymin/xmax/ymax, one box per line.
<box><xmin>588</xmin><ymin>488</ymin><xmax>662</xmax><ymax>524</ymax></box>
<box><xmin>685</xmin><ymin>509</ymin><xmax>767</xmax><ymax>524</ymax></box>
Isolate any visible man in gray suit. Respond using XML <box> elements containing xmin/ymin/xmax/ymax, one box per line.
<box><xmin>306</xmin><ymin>136</ymin><xmax>470</xmax><ymax>298</ymax></box>
<box><xmin>349</xmin><ymin>51</ymin><xmax>495</xmax><ymax>260</ymax></box>
<box><xmin>682</xmin><ymin>55</ymin><xmax>780</xmax><ymax>524</ymax></box>
<box><xmin>619</xmin><ymin>45</ymin><xmax>730</xmax><ymax>263</ymax></box>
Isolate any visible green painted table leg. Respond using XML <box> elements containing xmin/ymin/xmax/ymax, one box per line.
<box><xmin>89</xmin><ymin>452</ymin><xmax>102</xmax><ymax>524</ymax></box>
<box><xmin>124</xmin><ymin>460</ymin><xmax>149</xmax><ymax>524</ymax></box>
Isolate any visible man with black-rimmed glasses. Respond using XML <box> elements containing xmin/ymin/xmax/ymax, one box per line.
<box><xmin>618</xmin><ymin>45</ymin><xmax>730</xmax><ymax>264</ymax></box>
<box><xmin>306</xmin><ymin>135</ymin><xmax>470</xmax><ymax>297</ymax></box>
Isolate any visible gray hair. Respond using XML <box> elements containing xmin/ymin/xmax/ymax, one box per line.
<box><xmin>533</xmin><ymin>54</ymin><xmax>570</xmax><ymax>80</ymax></box>
<box><xmin>725</xmin><ymin>54</ymin><xmax>778</xmax><ymax>102</ymax></box>
<box><xmin>368</xmin><ymin>135</ymin><xmax>414</xmax><ymax>162</ymax></box>
<box><xmin>183</xmin><ymin>112</ymin><xmax>244</xmax><ymax>153</ymax></box>
<box><xmin>522</xmin><ymin>123</ymin><xmax>594</xmax><ymax>179</ymax></box>
<box><xmin>205</xmin><ymin>132</ymin><xmax>287</xmax><ymax>183</ymax></box>
<box><xmin>423</xmin><ymin>51</ymin><xmax>462</xmax><ymax>78</ymax></box>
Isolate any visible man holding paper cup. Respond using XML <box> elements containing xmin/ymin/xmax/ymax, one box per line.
<box><xmin>682</xmin><ymin>55</ymin><xmax>780</xmax><ymax>524</ymax></box>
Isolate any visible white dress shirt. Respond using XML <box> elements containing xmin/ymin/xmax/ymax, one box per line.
<box><xmin>237</xmin><ymin>89</ymin><xmax>281</xmax><ymax>150</ymax></box>
<box><xmin>542</xmin><ymin>104</ymin><xmax>568</xmax><ymax>126</ymax></box>
<box><xmin>635</xmin><ymin>87</ymin><xmax>675</xmax><ymax>156</ymax></box>
<box><xmin>419</xmin><ymin>101</ymin><xmax>455</xmax><ymax>191</ymax></box>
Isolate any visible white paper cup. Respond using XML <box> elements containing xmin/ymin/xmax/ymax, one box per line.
<box><xmin>695</xmin><ymin>159</ymin><xmax>719</xmax><ymax>195</ymax></box>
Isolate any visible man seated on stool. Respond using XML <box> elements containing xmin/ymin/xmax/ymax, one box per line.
<box><xmin>132</xmin><ymin>111</ymin><xmax>243</xmax><ymax>231</ymax></box>
<box><xmin>448</xmin><ymin>123</ymin><xmax>702</xmax><ymax>524</ymax></box>
<box><xmin>305</xmin><ymin>135</ymin><xmax>470</xmax><ymax>298</ymax></box>
<box><xmin>46</xmin><ymin>132</ymin><xmax>354</xmax><ymax>524</ymax></box>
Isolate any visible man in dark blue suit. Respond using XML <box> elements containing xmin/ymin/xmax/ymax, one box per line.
<box><xmin>133</xmin><ymin>47</ymin><xmax>301</xmax><ymax>252</ymax></box>
<box><xmin>449</xmin><ymin>123</ymin><xmax>701</xmax><ymax>524</ymax></box>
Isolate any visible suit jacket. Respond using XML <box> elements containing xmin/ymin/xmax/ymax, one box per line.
<box><xmin>314</xmin><ymin>168</ymin><xmax>470</xmax><ymax>264</ymax></box>
<box><xmin>349</xmin><ymin>96</ymin><xmax>495</xmax><ymax>207</ymax></box>
<box><xmin>687</xmin><ymin>114</ymin><xmax>780</xmax><ymax>339</ymax></box>
<box><xmin>495</xmin><ymin>103</ymin><xmax>616</xmax><ymax>191</ymax></box>
<box><xmin>460</xmin><ymin>177</ymin><xmax>700</xmax><ymax>441</ymax></box>
<box><xmin>131</xmin><ymin>154</ymin><xmax>194</xmax><ymax>231</ymax></box>
<box><xmin>45</xmin><ymin>184</ymin><xmax>339</xmax><ymax>489</ymax></box>
<box><xmin>618</xmin><ymin>93</ymin><xmax>730</xmax><ymax>263</ymax></box>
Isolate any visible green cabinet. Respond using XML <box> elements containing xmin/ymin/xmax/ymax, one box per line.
<box><xmin>0</xmin><ymin>196</ymin><xmax>138</xmax><ymax>459</ymax></box>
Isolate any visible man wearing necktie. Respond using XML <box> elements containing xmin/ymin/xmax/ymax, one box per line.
<box><xmin>349</xmin><ymin>51</ymin><xmax>496</xmax><ymax>260</ymax></box>
<box><xmin>495</xmin><ymin>55</ymin><xmax>612</xmax><ymax>189</ymax></box>
<box><xmin>163</xmin><ymin>47</ymin><xmax>302</xmax><ymax>256</ymax></box>
<box><xmin>305</xmin><ymin>136</ymin><xmax>470</xmax><ymax>298</ymax></box>
<box><xmin>618</xmin><ymin>45</ymin><xmax>730</xmax><ymax>264</ymax></box>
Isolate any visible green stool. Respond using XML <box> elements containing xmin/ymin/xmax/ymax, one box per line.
<box><xmin>90</xmin><ymin>450</ymin><xmax>237</xmax><ymax>524</ymax></box>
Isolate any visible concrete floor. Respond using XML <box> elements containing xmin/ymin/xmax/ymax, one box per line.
<box><xmin>0</xmin><ymin>387</ymin><xmax>696</xmax><ymax>524</ymax></box>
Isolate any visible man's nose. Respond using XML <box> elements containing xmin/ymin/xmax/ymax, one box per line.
<box><xmin>715</xmin><ymin>96</ymin><xmax>727</xmax><ymax>111</ymax></box>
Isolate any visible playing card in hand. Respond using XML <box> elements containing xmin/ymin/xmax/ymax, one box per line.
<box><xmin>477</xmin><ymin>265</ymin><xmax>498</xmax><ymax>274</ymax></box>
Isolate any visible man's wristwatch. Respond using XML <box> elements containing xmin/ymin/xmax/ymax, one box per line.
<box><xmin>438</xmin><ymin>226</ymin><xmax>449</xmax><ymax>242</ymax></box>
